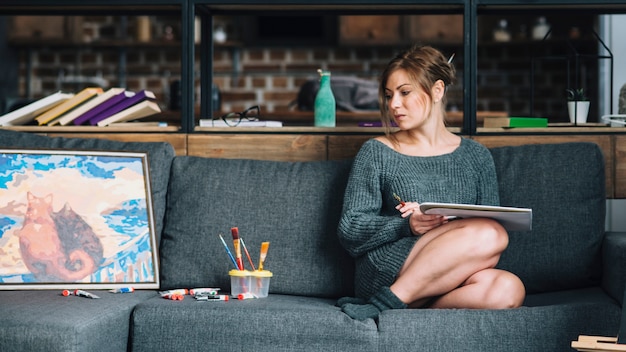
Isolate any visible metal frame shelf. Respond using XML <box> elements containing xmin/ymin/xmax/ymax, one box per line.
<box><xmin>3</xmin><ymin>0</ymin><xmax>626</xmax><ymax>134</ymax></box>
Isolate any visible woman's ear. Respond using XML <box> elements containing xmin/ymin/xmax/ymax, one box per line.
<box><xmin>432</xmin><ymin>79</ymin><xmax>445</xmax><ymax>103</ymax></box>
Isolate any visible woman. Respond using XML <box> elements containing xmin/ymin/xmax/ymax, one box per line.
<box><xmin>337</xmin><ymin>45</ymin><xmax>525</xmax><ymax>321</ymax></box>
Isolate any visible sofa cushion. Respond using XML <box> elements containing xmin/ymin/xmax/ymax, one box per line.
<box><xmin>378</xmin><ymin>287</ymin><xmax>619</xmax><ymax>352</ymax></box>
<box><xmin>0</xmin><ymin>129</ymin><xmax>175</xmax><ymax>245</ymax></box>
<box><xmin>0</xmin><ymin>290</ymin><xmax>158</xmax><ymax>352</ymax></box>
<box><xmin>160</xmin><ymin>156</ymin><xmax>355</xmax><ymax>297</ymax></box>
<box><xmin>131</xmin><ymin>295</ymin><xmax>378</xmax><ymax>352</ymax></box>
<box><xmin>490</xmin><ymin>142</ymin><xmax>605</xmax><ymax>294</ymax></box>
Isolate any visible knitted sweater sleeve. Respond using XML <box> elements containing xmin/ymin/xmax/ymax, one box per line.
<box><xmin>337</xmin><ymin>141</ymin><xmax>410</xmax><ymax>258</ymax></box>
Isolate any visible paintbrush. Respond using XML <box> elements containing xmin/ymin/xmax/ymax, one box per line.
<box><xmin>258</xmin><ymin>241</ymin><xmax>270</xmax><ymax>271</ymax></box>
<box><xmin>239</xmin><ymin>238</ymin><xmax>256</xmax><ymax>271</ymax></box>
<box><xmin>218</xmin><ymin>234</ymin><xmax>238</xmax><ymax>269</ymax></box>
<box><xmin>231</xmin><ymin>227</ymin><xmax>244</xmax><ymax>270</ymax></box>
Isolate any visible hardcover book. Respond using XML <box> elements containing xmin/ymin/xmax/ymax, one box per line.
<box><xmin>35</xmin><ymin>87</ymin><xmax>103</xmax><ymax>125</ymax></box>
<box><xmin>0</xmin><ymin>92</ymin><xmax>74</xmax><ymax>126</ymax></box>
<box><xmin>54</xmin><ymin>87</ymin><xmax>126</xmax><ymax>126</ymax></box>
<box><xmin>199</xmin><ymin>119</ymin><xmax>283</xmax><ymax>127</ymax></box>
<box><xmin>96</xmin><ymin>100</ymin><xmax>161</xmax><ymax>126</ymax></box>
<box><xmin>88</xmin><ymin>90</ymin><xmax>156</xmax><ymax>126</ymax></box>
<box><xmin>483</xmin><ymin>116</ymin><xmax>548</xmax><ymax>128</ymax></box>
<box><xmin>73</xmin><ymin>90</ymin><xmax>134</xmax><ymax>126</ymax></box>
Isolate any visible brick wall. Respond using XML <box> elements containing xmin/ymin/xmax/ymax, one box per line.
<box><xmin>16</xmin><ymin>41</ymin><xmax>464</xmax><ymax>117</ymax></box>
<box><xmin>212</xmin><ymin>46</ymin><xmax>416</xmax><ymax>113</ymax></box>
<box><xmin>12</xmin><ymin>15</ymin><xmax>599</xmax><ymax>122</ymax></box>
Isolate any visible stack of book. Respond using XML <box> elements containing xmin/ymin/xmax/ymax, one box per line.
<box><xmin>0</xmin><ymin>87</ymin><xmax>162</xmax><ymax>127</ymax></box>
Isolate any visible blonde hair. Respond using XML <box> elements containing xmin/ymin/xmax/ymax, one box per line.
<box><xmin>379</xmin><ymin>45</ymin><xmax>456</xmax><ymax>136</ymax></box>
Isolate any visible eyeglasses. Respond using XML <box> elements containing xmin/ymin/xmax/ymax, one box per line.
<box><xmin>213</xmin><ymin>105</ymin><xmax>261</xmax><ymax>127</ymax></box>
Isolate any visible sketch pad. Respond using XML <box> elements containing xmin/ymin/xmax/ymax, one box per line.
<box><xmin>419</xmin><ymin>202</ymin><xmax>532</xmax><ymax>232</ymax></box>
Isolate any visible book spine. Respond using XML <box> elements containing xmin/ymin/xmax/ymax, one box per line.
<box><xmin>509</xmin><ymin>118</ymin><xmax>548</xmax><ymax>128</ymax></box>
<box><xmin>73</xmin><ymin>92</ymin><xmax>128</xmax><ymax>125</ymax></box>
<box><xmin>88</xmin><ymin>90</ymin><xmax>152</xmax><ymax>126</ymax></box>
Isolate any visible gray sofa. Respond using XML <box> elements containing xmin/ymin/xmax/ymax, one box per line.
<box><xmin>0</xmin><ymin>129</ymin><xmax>624</xmax><ymax>352</ymax></box>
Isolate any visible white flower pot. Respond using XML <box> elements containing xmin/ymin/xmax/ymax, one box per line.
<box><xmin>568</xmin><ymin>101</ymin><xmax>590</xmax><ymax>124</ymax></box>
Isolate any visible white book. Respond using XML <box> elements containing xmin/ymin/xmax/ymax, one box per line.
<box><xmin>199</xmin><ymin>119</ymin><xmax>283</xmax><ymax>127</ymax></box>
<box><xmin>0</xmin><ymin>92</ymin><xmax>74</xmax><ymax>126</ymax></box>
<box><xmin>419</xmin><ymin>202</ymin><xmax>533</xmax><ymax>232</ymax></box>
<box><xmin>55</xmin><ymin>87</ymin><xmax>126</xmax><ymax>126</ymax></box>
<box><xmin>96</xmin><ymin>100</ymin><xmax>161</xmax><ymax>127</ymax></box>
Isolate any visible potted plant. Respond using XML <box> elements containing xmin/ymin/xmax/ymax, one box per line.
<box><xmin>566</xmin><ymin>88</ymin><xmax>590</xmax><ymax>124</ymax></box>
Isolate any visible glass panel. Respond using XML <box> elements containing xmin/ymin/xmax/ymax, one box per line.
<box><xmin>477</xmin><ymin>13</ymin><xmax>600</xmax><ymax>125</ymax></box>
<box><xmin>203</xmin><ymin>14</ymin><xmax>464</xmax><ymax>127</ymax></box>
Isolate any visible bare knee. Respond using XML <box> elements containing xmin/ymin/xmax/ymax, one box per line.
<box><xmin>463</xmin><ymin>218</ymin><xmax>509</xmax><ymax>258</ymax></box>
<box><xmin>485</xmin><ymin>272</ymin><xmax>525</xmax><ymax>309</ymax></box>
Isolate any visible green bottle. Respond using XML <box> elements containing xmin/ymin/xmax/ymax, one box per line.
<box><xmin>314</xmin><ymin>69</ymin><xmax>336</xmax><ymax>127</ymax></box>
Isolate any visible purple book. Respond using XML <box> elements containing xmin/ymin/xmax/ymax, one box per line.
<box><xmin>87</xmin><ymin>90</ymin><xmax>156</xmax><ymax>126</ymax></box>
<box><xmin>72</xmin><ymin>90</ymin><xmax>133</xmax><ymax>126</ymax></box>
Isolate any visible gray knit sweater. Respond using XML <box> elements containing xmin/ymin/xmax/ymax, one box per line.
<box><xmin>337</xmin><ymin>137</ymin><xmax>500</xmax><ymax>299</ymax></box>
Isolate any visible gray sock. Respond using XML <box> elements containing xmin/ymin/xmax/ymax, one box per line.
<box><xmin>341</xmin><ymin>287</ymin><xmax>407</xmax><ymax>321</ymax></box>
<box><xmin>336</xmin><ymin>296</ymin><xmax>367</xmax><ymax>307</ymax></box>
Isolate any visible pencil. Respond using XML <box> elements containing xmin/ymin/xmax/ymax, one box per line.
<box><xmin>393</xmin><ymin>192</ymin><xmax>406</xmax><ymax>206</ymax></box>
<box><xmin>218</xmin><ymin>234</ymin><xmax>238</xmax><ymax>269</ymax></box>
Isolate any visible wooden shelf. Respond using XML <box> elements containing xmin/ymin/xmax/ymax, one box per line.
<box><xmin>478</xmin><ymin>126</ymin><xmax>626</xmax><ymax>133</ymax></box>
<box><xmin>1</xmin><ymin>124</ymin><xmax>180</xmax><ymax>133</ymax></box>
<box><xmin>7</xmin><ymin>39</ymin><xmax>183</xmax><ymax>48</ymax></box>
<box><xmin>194</xmin><ymin>126</ymin><xmax>462</xmax><ymax>134</ymax></box>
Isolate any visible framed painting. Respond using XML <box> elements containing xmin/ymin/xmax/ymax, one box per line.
<box><xmin>0</xmin><ymin>149</ymin><xmax>160</xmax><ymax>290</ymax></box>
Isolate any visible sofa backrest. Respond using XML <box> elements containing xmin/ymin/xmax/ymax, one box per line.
<box><xmin>491</xmin><ymin>142</ymin><xmax>605</xmax><ymax>294</ymax></box>
<box><xmin>159</xmin><ymin>141</ymin><xmax>606</xmax><ymax>297</ymax></box>
<box><xmin>159</xmin><ymin>156</ymin><xmax>356</xmax><ymax>297</ymax></box>
<box><xmin>0</xmin><ymin>129</ymin><xmax>176</xmax><ymax>245</ymax></box>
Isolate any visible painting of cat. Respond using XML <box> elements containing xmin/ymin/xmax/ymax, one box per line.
<box><xmin>18</xmin><ymin>192</ymin><xmax>103</xmax><ymax>282</ymax></box>
<box><xmin>1</xmin><ymin>149</ymin><xmax>159</xmax><ymax>289</ymax></box>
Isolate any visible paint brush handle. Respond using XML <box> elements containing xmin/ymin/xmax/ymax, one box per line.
<box><xmin>218</xmin><ymin>234</ymin><xmax>239</xmax><ymax>269</ymax></box>
<box><xmin>258</xmin><ymin>241</ymin><xmax>270</xmax><ymax>271</ymax></box>
<box><xmin>231</xmin><ymin>227</ymin><xmax>244</xmax><ymax>270</ymax></box>
<box><xmin>233</xmin><ymin>239</ymin><xmax>244</xmax><ymax>270</ymax></box>
<box><xmin>240</xmin><ymin>238</ymin><xmax>256</xmax><ymax>271</ymax></box>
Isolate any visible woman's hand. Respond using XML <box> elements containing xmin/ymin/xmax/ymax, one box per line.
<box><xmin>396</xmin><ymin>201</ymin><xmax>447</xmax><ymax>235</ymax></box>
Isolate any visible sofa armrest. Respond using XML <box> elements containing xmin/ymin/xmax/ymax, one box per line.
<box><xmin>602</xmin><ymin>231</ymin><xmax>626</xmax><ymax>305</ymax></box>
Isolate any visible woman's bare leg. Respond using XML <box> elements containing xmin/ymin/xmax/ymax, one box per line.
<box><xmin>428</xmin><ymin>268</ymin><xmax>525</xmax><ymax>309</ymax></box>
<box><xmin>390</xmin><ymin>218</ymin><xmax>525</xmax><ymax>309</ymax></box>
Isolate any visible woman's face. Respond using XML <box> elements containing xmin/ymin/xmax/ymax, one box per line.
<box><xmin>384</xmin><ymin>69</ymin><xmax>433</xmax><ymax>130</ymax></box>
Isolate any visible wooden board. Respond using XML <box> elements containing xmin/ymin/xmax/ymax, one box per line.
<box><xmin>614</xmin><ymin>136</ymin><xmax>626</xmax><ymax>198</ymax></box>
<box><xmin>572</xmin><ymin>335</ymin><xmax>626</xmax><ymax>351</ymax></box>
<box><xmin>188</xmin><ymin>134</ymin><xmax>327</xmax><ymax>162</ymax></box>
<box><xmin>339</xmin><ymin>15</ymin><xmax>403</xmax><ymax>45</ymax></box>
<box><xmin>328</xmin><ymin>135</ymin><xmax>376</xmax><ymax>161</ymax></box>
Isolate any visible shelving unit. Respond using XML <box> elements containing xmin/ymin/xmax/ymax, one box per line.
<box><xmin>3</xmin><ymin>0</ymin><xmax>626</xmax><ymax>134</ymax></box>
<box><xmin>192</xmin><ymin>0</ymin><xmax>469</xmax><ymax>133</ymax></box>
<box><xmin>475</xmin><ymin>0</ymin><xmax>626</xmax><ymax>130</ymax></box>
<box><xmin>0</xmin><ymin>0</ymin><xmax>191</xmax><ymax>131</ymax></box>
<box><xmin>5</xmin><ymin>1</ymin><xmax>626</xmax><ymax>198</ymax></box>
